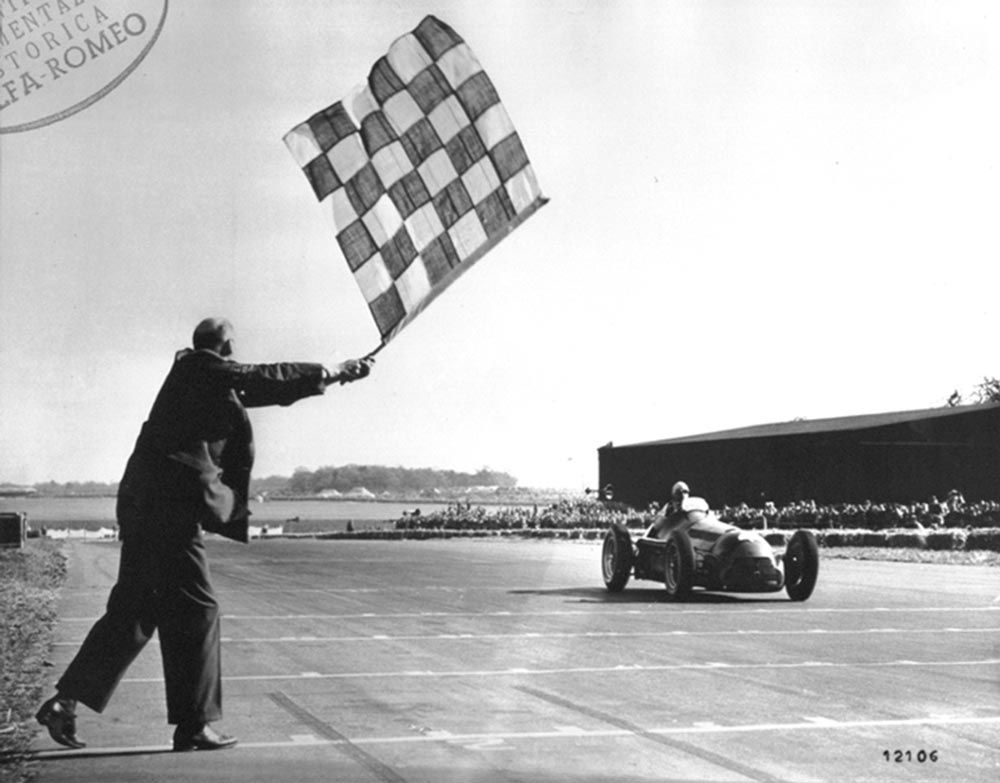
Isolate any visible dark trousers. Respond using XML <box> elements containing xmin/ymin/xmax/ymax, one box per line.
<box><xmin>56</xmin><ymin>514</ymin><xmax>222</xmax><ymax>726</ymax></box>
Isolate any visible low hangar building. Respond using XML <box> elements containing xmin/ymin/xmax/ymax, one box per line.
<box><xmin>598</xmin><ymin>402</ymin><xmax>1000</xmax><ymax>509</ymax></box>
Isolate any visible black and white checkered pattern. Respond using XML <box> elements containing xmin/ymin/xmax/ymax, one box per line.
<box><xmin>284</xmin><ymin>16</ymin><xmax>547</xmax><ymax>346</ymax></box>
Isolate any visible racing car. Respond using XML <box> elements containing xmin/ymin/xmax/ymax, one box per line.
<box><xmin>601</xmin><ymin>497</ymin><xmax>819</xmax><ymax>600</ymax></box>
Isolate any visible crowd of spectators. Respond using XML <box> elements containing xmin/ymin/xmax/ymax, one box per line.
<box><xmin>719</xmin><ymin>490</ymin><xmax>1000</xmax><ymax>531</ymax></box>
<box><xmin>395</xmin><ymin>490</ymin><xmax>1000</xmax><ymax>532</ymax></box>
<box><xmin>394</xmin><ymin>499</ymin><xmax>642</xmax><ymax>531</ymax></box>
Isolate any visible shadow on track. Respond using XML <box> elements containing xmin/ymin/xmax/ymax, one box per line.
<box><xmin>508</xmin><ymin>587</ymin><xmax>782</xmax><ymax>604</ymax></box>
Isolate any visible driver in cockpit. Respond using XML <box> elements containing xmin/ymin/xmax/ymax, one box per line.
<box><xmin>649</xmin><ymin>480</ymin><xmax>691</xmax><ymax>538</ymax></box>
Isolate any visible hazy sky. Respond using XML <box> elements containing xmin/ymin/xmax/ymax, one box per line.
<box><xmin>1</xmin><ymin>1</ymin><xmax>996</xmax><ymax>489</ymax></box>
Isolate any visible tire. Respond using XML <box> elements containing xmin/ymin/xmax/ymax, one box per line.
<box><xmin>785</xmin><ymin>530</ymin><xmax>819</xmax><ymax>601</ymax></box>
<box><xmin>664</xmin><ymin>529</ymin><xmax>695</xmax><ymax>599</ymax></box>
<box><xmin>601</xmin><ymin>527</ymin><xmax>633</xmax><ymax>592</ymax></box>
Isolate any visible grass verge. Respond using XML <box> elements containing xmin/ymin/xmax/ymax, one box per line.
<box><xmin>0</xmin><ymin>540</ymin><xmax>67</xmax><ymax>783</ymax></box>
<box><xmin>816</xmin><ymin>547</ymin><xmax>1000</xmax><ymax>566</ymax></box>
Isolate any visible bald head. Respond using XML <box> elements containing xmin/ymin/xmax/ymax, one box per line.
<box><xmin>192</xmin><ymin>318</ymin><xmax>234</xmax><ymax>353</ymax></box>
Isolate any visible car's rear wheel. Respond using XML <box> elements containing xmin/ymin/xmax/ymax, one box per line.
<box><xmin>602</xmin><ymin>527</ymin><xmax>633</xmax><ymax>592</ymax></box>
<box><xmin>785</xmin><ymin>530</ymin><xmax>819</xmax><ymax>601</ymax></box>
<box><xmin>664</xmin><ymin>529</ymin><xmax>695</xmax><ymax>599</ymax></box>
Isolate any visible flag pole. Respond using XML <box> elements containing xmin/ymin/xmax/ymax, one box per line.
<box><xmin>364</xmin><ymin>342</ymin><xmax>386</xmax><ymax>361</ymax></box>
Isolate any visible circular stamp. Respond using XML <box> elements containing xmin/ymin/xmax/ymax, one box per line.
<box><xmin>0</xmin><ymin>0</ymin><xmax>169</xmax><ymax>133</ymax></box>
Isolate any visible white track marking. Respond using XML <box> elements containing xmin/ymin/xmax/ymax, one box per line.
<box><xmin>117</xmin><ymin>658</ymin><xmax>1000</xmax><ymax>684</ymax></box>
<box><xmin>30</xmin><ymin>714</ymin><xmax>1000</xmax><ymax>759</ymax></box>
<box><xmin>802</xmin><ymin>716</ymin><xmax>840</xmax><ymax>725</ymax></box>
<box><xmin>290</xmin><ymin>734</ymin><xmax>323</xmax><ymax>744</ymax></box>
<box><xmin>318</xmin><ymin>713</ymin><xmax>1000</xmax><ymax>744</ymax></box>
<box><xmin>58</xmin><ymin>605</ymin><xmax>999</xmax><ymax>622</ymax></box>
<box><xmin>50</xmin><ymin>625</ymin><xmax>999</xmax><ymax>646</ymax></box>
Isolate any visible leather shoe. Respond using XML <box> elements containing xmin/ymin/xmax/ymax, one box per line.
<box><xmin>35</xmin><ymin>696</ymin><xmax>86</xmax><ymax>749</ymax></box>
<box><xmin>172</xmin><ymin>723</ymin><xmax>238</xmax><ymax>752</ymax></box>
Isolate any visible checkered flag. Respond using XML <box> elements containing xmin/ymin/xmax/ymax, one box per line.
<box><xmin>284</xmin><ymin>16</ymin><xmax>548</xmax><ymax>351</ymax></box>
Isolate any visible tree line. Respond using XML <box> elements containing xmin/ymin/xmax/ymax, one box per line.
<box><xmin>14</xmin><ymin>465</ymin><xmax>519</xmax><ymax>497</ymax></box>
<box><xmin>283</xmin><ymin>465</ymin><xmax>518</xmax><ymax>495</ymax></box>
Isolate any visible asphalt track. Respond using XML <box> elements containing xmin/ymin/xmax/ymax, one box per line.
<box><xmin>30</xmin><ymin>537</ymin><xmax>1000</xmax><ymax>782</ymax></box>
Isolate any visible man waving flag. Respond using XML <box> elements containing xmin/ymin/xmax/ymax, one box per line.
<box><xmin>284</xmin><ymin>16</ymin><xmax>547</xmax><ymax>351</ymax></box>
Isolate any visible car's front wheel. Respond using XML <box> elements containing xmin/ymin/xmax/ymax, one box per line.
<box><xmin>601</xmin><ymin>527</ymin><xmax>633</xmax><ymax>592</ymax></box>
<box><xmin>664</xmin><ymin>529</ymin><xmax>695</xmax><ymax>599</ymax></box>
<box><xmin>785</xmin><ymin>530</ymin><xmax>819</xmax><ymax>601</ymax></box>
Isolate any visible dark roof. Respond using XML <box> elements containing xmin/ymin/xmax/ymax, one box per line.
<box><xmin>615</xmin><ymin>402</ymin><xmax>1000</xmax><ymax>448</ymax></box>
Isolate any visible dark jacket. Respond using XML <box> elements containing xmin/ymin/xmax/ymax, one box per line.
<box><xmin>117</xmin><ymin>348</ymin><xmax>326</xmax><ymax>542</ymax></box>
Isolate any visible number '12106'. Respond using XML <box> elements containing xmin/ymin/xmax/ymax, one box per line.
<box><xmin>882</xmin><ymin>750</ymin><xmax>938</xmax><ymax>762</ymax></box>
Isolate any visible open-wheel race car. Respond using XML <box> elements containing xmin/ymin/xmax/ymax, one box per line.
<box><xmin>601</xmin><ymin>497</ymin><xmax>819</xmax><ymax>601</ymax></box>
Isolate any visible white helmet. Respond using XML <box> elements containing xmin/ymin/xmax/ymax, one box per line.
<box><xmin>671</xmin><ymin>481</ymin><xmax>690</xmax><ymax>500</ymax></box>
